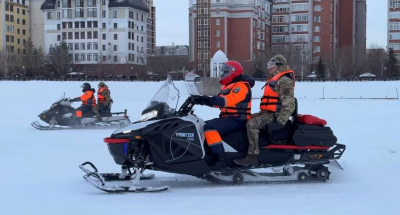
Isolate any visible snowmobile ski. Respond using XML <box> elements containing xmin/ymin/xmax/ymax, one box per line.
<box><xmin>79</xmin><ymin>162</ymin><xmax>155</xmax><ymax>181</ymax></box>
<box><xmin>31</xmin><ymin>121</ymin><xmax>127</xmax><ymax>131</ymax></box>
<box><xmin>83</xmin><ymin>172</ymin><xmax>168</xmax><ymax>193</ymax></box>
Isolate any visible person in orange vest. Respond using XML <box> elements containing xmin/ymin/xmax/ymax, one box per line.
<box><xmin>92</xmin><ymin>82</ymin><xmax>113</xmax><ymax>122</ymax></box>
<box><xmin>234</xmin><ymin>54</ymin><xmax>295</xmax><ymax>167</ymax></box>
<box><xmin>191</xmin><ymin>60</ymin><xmax>255</xmax><ymax>170</ymax></box>
<box><xmin>69</xmin><ymin>83</ymin><xmax>96</xmax><ymax>120</ymax></box>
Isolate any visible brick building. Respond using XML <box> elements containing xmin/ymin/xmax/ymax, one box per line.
<box><xmin>189</xmin><ymin>0</ymin><xmax>273</xmax><ymax>76</ymax></box>
<box><xmin>388</xmin><ymin>0</ymin><xmax>400</xmax><ymax>59</ymax></box>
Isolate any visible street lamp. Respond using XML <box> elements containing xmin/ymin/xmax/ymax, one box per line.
<box><xmin>22</xmin><ymin>66</ymin><xmax>25</xmax><ymax>77</ymax></box>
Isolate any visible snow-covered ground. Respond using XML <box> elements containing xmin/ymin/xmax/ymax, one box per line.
<box><xmin>1</xmin><ymin>80</ymin><xmax>400</xmax><ymax>215</ymax></box>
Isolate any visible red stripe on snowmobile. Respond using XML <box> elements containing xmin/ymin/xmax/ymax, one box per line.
<box><xmin>103</xmin><ymin>138</ymin><xmax>130</xmax><ymax>144</ymax></box>
<box><xmin>263</xmin><ymin>145</ymin><xmax>330</xmax><ymax>150</ymax></box>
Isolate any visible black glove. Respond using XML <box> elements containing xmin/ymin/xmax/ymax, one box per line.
<box><xmin>69</xmin><ymin>97</ymin><xmax>80</xmax><ymax>102</ymax></box>
<box><xmin>191</xmin><ymin>95</ymin><xmax>212</xmax><ymax>106</ymax></box>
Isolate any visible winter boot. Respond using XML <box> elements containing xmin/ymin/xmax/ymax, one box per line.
<box><xmin>210</xmin><ymin>152</ymin><xmax>228</xmax><ymax>171</ymax></box>
<box><xmin>234</xmin><ymin>154</ymin><xmax>259</xmax><ymax>167</ymax></box>
<box><xmin>96</xmin><ymin>116</ymin><xmax>103</xmax><ymax>122</ymax></box>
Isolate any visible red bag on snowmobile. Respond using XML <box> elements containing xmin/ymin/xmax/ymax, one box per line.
<box><xmin>297</xmin><ymin>114</ymin><xmax>327</xmax><ymax>126</ymax></box>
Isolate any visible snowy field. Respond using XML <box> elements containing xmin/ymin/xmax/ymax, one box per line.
<box><xmin>1</xmin><ymin>80</ymin><xmax>400</xmax><ymax>215</ymax></box>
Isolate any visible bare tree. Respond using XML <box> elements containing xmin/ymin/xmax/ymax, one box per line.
<box><xmin>366</xmin><ymin>43</ymin><xmax>387</xmax><ymax>77</ymax></box>
<box><xmin>147</xmin><ymin>55</ymin><xmax>189</xmax><ymax>79</ymax></box>
<box><xmin>97</xmin><ymin>53</ymin><xmax>113</xmax><ymax>77</ymax></box>
<box><xmin>326</xmin><ymin>46</ymin><xmax>353</xmax><ymax>78</ymax></box>
<box><xmin>46</xmin><ymin>41</ymin><xmax>73</xmax><ymax>78</ymax></box>
<box><xmin>0</xmin><ymin>51</ymin><xmax>18</xmax><ymax>78</ymax></box>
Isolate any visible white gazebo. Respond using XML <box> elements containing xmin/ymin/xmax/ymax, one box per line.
<box><xmin>210</xmin><ymin>50</ymin><xmax>228</xmax><ymax>78</ymax></box>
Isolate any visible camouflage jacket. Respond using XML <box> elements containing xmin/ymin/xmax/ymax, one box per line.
<box><xmin>99</xmin><ymin>85</ymin><xmax>113</xmax><ymax>106</ymax></box>
<box><xmin>267</xmin><ymin>70</ymin><xmax>295</xmax><ymax>125</ymax></box>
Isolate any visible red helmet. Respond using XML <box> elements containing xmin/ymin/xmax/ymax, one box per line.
<box><xmin>219</xmin><ymin>60</ymin><xmax>243</xmax><ymax>85</ymax></box>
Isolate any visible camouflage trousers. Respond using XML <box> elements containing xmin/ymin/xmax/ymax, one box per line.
<box><xmin>246</xmin><ymin>111</ymin><xmax>275</xmax><ymax>155</ymax></box>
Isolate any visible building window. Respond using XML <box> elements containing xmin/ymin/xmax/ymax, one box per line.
<box><xmin>216</xmin><ymin>41</ymin><xmax>220</xmax><ymax>48</ymax></box>
<box><xmin>75</xmin><ymin>32</ymin><xmax>79</xmax><ymax>39</ymax></box>
<box><xmin>17</xmin><ymin>18</ymin><xmax>20</xmax><ymax>24</ymax></box>
<box><xmin>75</xmin><ymin>43</ymin><xmax>79</xmax><ymax>50</ymax></box>
<box><xmin>23</xmin><ymin>29</ymin><xmax>26</xmax><ymax>35</ymax></box>
<box><xmin>81</xmin><ymin>32</ymin><xmax>85</xmax><ymax>39</ymax></box>
<box><xmin>81</xmin><ymin>42</ymin><xmax>85</xmax><ymax>50</ymax></box>
<box><xmin>314</xmin><ymin>26</ymin><xmax>320</xmax><ymax>32</ymax></box>
<box><xmin>57</xmin><ymin>12</ymin><xmax>60</xmax><ymax>20</ymax></box>
<box><xmin>102</xmin><ymin>10</ymin><xmax>106</xmax><ymax>18</ymax></box>
<box><xmin>93</xmin><ymin>31</ymin><xmax>98</xmax><ymax>39</ymax></box>
<box><xmin>23</xmin><ymin>9</ymin><xmax>26</xmax><ymax>15</ymax></box>
<box><xmin>102</xmin><ymin>23</ymin><xmax>106</xmax><ymax>29</ymax></box>
<box><xmin>141</xmin><ymin>36</ymin><xmax>144</xmax><ymax>42</ymax></box>
<box><xmin>88</xmin><ymin>32</ymin><xmax>92</xmax><ymax>39</ymax></box>
<box><xmin>47</xmin><ymin>12</ymin><xmax>52</xmax><ymax>19</ymax></box>
<box><xmin>88</xmin><ymin>0</ymin><xmax>96</xmax><ymax>7</ymax></box>
<box><xmin>63</xmin><ymin>9</ymin><xmax>72</xmax><ymax>18</ymax></box>
<box><xmin>114</xmin><ymin>23</ymin><xmax>118</xmax><ymax>29</ymax></box>
<box><xmin>75</xmin><ymin>0</ymin><xmax>83</xmax><ymax>7</ymax></box>
<box><xmin>68</xmin><ymin>32</ymin><xmax>72</xmax><ymax>39</ymax></box>
<box><xmin>114</xmin><ymin>45</ymin><xmax>118</xmax><ymax>51</ymax></box>
<box><xmin>291</xmin><ymin>24</ymin><xmax>308</xmax><ymax>32</ymax></box>
<box><xmin>87</xmin><ymin>54</ymin><xmax>92</xmax><ymax>61</ymax></box>
<box><xmin>291</xmin><ymin>14</ymin><xmax>308</xmax><ymax>22</ymax></box>
<box><xmin>57</xmin><ymin>35</ymin><xmax>61</xmax><ymax>41</ymax></box>
<box><xmin>216</xmin><ymin>8</ymin><xmax>220</xmax><ymax>14</ymax></box>
<box><xmin>102</xmin><ymin>45</ymin><xmax>106</xmax><ymax>51</ymax></box>
<box><xmin>314</xmin><ymin>36</ymin><xmax>321</xmax><ymax>42</ymax></box>
<box><xmin>68</xmin><ymin>22</ymin><xmax>72</xmax><ymax>28</ymax></box>
<box><xmin>102</xmin><ymin>34</ymin><xmax>106</xmax><ymax>40</ymax></box>
<box><xmin>62</xmin><ymin>32</ymin><xmax>67</xmax><ymax>40</ymax></box>
<box><xmin>114</xmin><ymin>34</ymin><xmax>118</xmax><ymax>40</ymax></box>
<box><xmin>68</xmin><ymin>43</ymin><xmax>73</xmax><ymax>50</ymax></box>
<box><xmin>87</xmin><ymin>8</ymin><xmax>97</xmax><ymax>17</ymax></box>
<box><xmin>94</xmin><ymin>54</ymin><xmax>98</xmax><ymax>62</ymax></box>
<box><xmin>75</xmin><ymin>54</ymin><xmax>79</xmax><ymax>62</ymax></box>
<box><xmin>216</xmin><ymin>19</ymin><xmax>220</xmax><ymax>25</ymax></box>
<box><xmin>81</xmin><ymin>21</ymin><xmax>85</xmax><ymax>28</ymax></box>
<box><xmin>314</xmin><ymin>5</ymin><xmax>321</xmax><ymax>12</ymax></box>
<box><xmin>216</xmin><ymin>30</ymin><xmax>220</xmax><ymax>37</ymax></box>
<box><xmin>88</xmin><ymin>21</ymin><xmax>92</xmax><ymax>28</ymax></box>
<box><xmin>314</xmin><ymin>16</ymin><xmax>321</xmax><ymax>23</ymax></box>
<box><xmin>113</xmin><ymin>10</ymin><xmax>118</xmax><ymax>18</ymax></box>
<box><xmin>114</xmin><ymin>56</ymin><xmax>118</xmax><ymax>62</ymax></box>
<box><xmin>81</xmin><ymin>54</ymin><xmax>86</xmax><ymax>61</ymax></box>
<box><xmin>272</xmin><ymin>15</ymin><xmax>289</xmax><ymax>23</ymax></box>
<box><xmin>75</xmin><ymin>9</ymin><xmax>84</xmax><ymax>17</ymax></box>
<box><xmin>94</xmin><ymin>42</ymin><xmax>98</xmax><ymax>50</ymax></box>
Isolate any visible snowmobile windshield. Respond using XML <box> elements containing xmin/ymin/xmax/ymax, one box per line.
<box><xmin>145</xmin><ymin>75</ymin><xmax>179</xmax><ymax>112</ymax></box>
<box><xmin>54</xmin><ymin>94</ymin><xmax>65</xmax><ymax>103</ymax></box>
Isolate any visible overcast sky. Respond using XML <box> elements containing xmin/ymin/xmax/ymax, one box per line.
<box><xmin>155</xmin><ymin>0</ymin><xmax>386</xmax><ymax>48</ymax></box>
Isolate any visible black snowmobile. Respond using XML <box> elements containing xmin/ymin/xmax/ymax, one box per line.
<box><xmin>32</xmin><ymin>94</ymin><xmax>131</xmax><ymax>130</ymax></box>
<box><xmin>79</xmin><ymin>76</ymin><xmax>345</xmax><ymax>193</ymax></box>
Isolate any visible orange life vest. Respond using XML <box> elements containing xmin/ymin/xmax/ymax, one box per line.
<box><xmin>97</xmin><ymin>87</ymin><xmax>110</xmax><ymax>104</ymax></box>
<box><xmin>260</xmin><ymin>70</ymin><xmax>295</xmax><ymax>112</ymax></box>
<box><xmin>218</xmin><ymin>81</ymin><xmax>252</xmax><ymax>121</ymax></box>
<box><xmin>80</xmin><ymin>90</ymin><xmax>96</xmax><ymax>107</ymax></box>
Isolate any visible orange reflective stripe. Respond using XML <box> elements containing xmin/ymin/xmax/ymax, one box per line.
<box><xmin>204</xmin><ymin>130</ymin><xmax>222</xmax><ymax>146</ymax></box>
<box><xmin>76</xmin><ymin>110</ymin><xmax>82</xmax><ymax>118</ymax></box>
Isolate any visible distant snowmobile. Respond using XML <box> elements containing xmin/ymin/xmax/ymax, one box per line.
<box><xmin>31</xmin><ymin>94</ymin><xmax>131</xmax><ymax>130</ymax></box>
<box><xmin>79</xmin><ymin>75</ymin><xmax>346</xmax><ymax>193</ymax></box>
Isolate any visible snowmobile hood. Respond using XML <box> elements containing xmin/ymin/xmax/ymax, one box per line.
<box><xmin>112</xmin><ymin>120</ymin><xmax>161</xmax><ymax>134</ymax></box>
<box><xmin>234</xmin><ymin>75</ymin><xmax>255</xmax><ymax>88</ymax></box>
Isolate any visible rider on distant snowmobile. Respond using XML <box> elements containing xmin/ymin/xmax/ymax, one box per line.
<box><xmin>69</xmin><ymin>83</ymin><xmax>96</xmax><ymax>120</ymax></box>
<box><xmin>92</xmin><ymin>82</ymin><xmax>113</xmax><ymax>122</ymax></box>
<box><xmin>191</xmin><ymin>60</ymin><xmax>255</xmax><ymax>170</ymax></box>
<box><xmin>234</xmin><ymin>54</ymin><xmax>295</xmax><ymax>167</ymax></box>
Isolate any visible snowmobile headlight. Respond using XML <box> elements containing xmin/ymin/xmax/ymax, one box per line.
<box><xmin>140</xmin><ymin>110</ymin><xmax>158</xmax><ymax>122</ymax></box>
<box><xmin>50</xmin><ymin>103</ymin><xmax>57</xmax><ymax>109</ymax></box>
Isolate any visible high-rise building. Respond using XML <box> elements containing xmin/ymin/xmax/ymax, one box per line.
<box><xmin>156</xmin><ymin>45</ymin><xmax>189</xmax><ymax>56</ymax></box>
<box><xmin>30</xmin><ymin>0</ymin><xmax>45</xmax><ymax>50</ymax></box>
<box><xmin>40</xmin><ymin>0</ymin><xmax>149</xmax><ymax>65</ymax></box>
<box><xmin>189</xmin><ymin>0</ymin><xmax>272</xmax><ymax>76</ymax></box>
<box><xmin>271</xmin><ymin>0</ymin><xmax>340</xmax><ymax>77</ymax></box>
<box><xmin>142</xmin><ymin>0</ymin><xmax>156</xmax><ymax>56</ymax></box>
<box><xmin>339</xmin><ymin>0</ymin><xmax>366</xmax><ymax>69</ymax></box>
<box><xmin>388</xmin><ymin>0</ymin><xmax>400</xmax><ymax>59</ymax></box>
<box><xmin>0</xmin><ymin>0</ymin><xmax>31</xmax><ymax>54</ymax></box>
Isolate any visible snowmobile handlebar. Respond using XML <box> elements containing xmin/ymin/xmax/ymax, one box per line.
<box><xmin>178</xmin><ymin>96</ymin><xmax>198</xmax><ymax>116</ymax></box>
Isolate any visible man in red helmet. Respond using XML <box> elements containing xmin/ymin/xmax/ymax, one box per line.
<box><xmin>191</xmin><ymin>60</ymin><xmax>255</xmax><ymax>170</ymax></box>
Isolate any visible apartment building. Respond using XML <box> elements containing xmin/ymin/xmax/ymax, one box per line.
<box><xmin>40</xmin><ymin>0</ymin><xmax>149</xmax><ymax>65</ymax></box>
<box><xmin>189</xmin><ymin>0</ymin><xmax>272</xmax><ymax>75</ymax></box>
<box><xmin>156</xmin><ymin>45</ymin><xmax>189</xmax><ymax>56</ymax></box>
<box><xmin>0</xmin><ymin>0</ymin><xmax>30</xmax><ymax>54</ymax></box>
<box><xmin>388</xmin><ymin>0</ymin><xmax>400</xmax><ymax>59</ymax></box>
<box><xmin>142</xmin><ymin>0</ymin><xmax>156</xmax><ymax>56</ymax></box>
